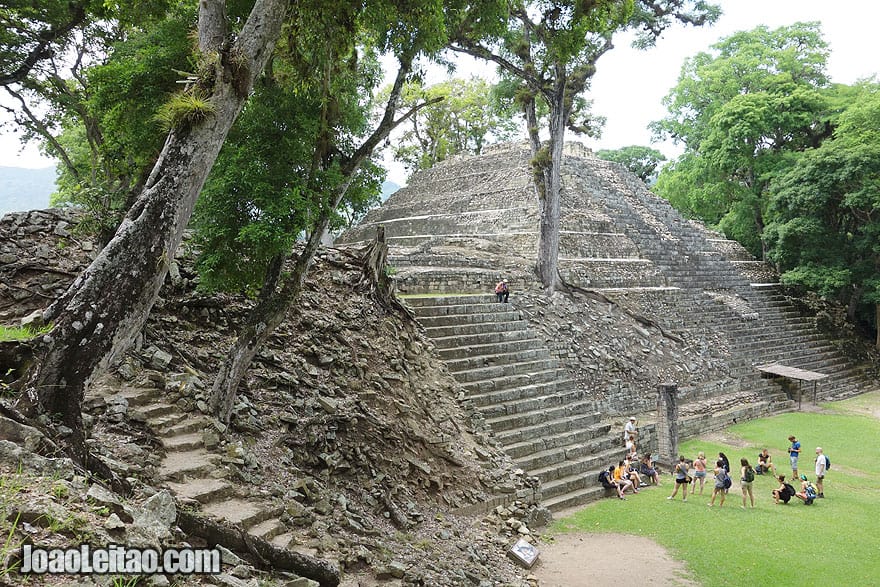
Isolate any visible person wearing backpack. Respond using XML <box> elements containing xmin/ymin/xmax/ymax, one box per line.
<box><xmin>795</xmin><ymin>475</ymin><xmax>818</xmax><ymax>505</ymax></box>
<box><xmin>815</xmin><ymin>447</ymin><xmax>828</xmax><ymax>498</ymax></box>
<box><xmin>708</xmin><ymin>459</ymin><xmax>728</xmax><ymax>508</ymax></box>
<box><xmin>599</xmin><ymin>465</ymin><xmax>626</xmax><ymax>500</ymax></box>
<box><xmin>740</xmin><ymin>458</ymin><xmax>756</xmax><ymax>508</ymax></box>
<box><xmin>772</xmin><ymin>475</ymin><xmax>796</xmax><ymax>504</ymax></box>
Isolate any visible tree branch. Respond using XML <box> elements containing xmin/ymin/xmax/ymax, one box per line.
<box><xmin>3</xmin><ymin>86</ymin><xmax>77</xmax><ymax>178</ymax></box>
<box><xmin>0</xmin><ymin>3</ymin><xmax>88</xmax><ymax>87</ymax></box>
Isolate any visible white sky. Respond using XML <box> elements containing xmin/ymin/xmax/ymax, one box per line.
<box><xmin>2</xmin><ymin>0</ymin><xmax>878</xmax><ymax>185</ymax></box>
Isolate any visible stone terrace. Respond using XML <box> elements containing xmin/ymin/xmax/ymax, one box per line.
<box><xmin>338</xmin><ymin>142</ymin><xmax>879</xmax><ymax>510</ymax></box>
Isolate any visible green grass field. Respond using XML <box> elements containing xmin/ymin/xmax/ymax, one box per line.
<box><xmin>552</xmin><ymin>393</ymin><xmax>880</xmax><ymax>586</ymax></box>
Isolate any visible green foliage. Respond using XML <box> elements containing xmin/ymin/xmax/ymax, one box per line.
<box><xmin>653</xmin><ymin>22</ymin><xmax>835</xmax><ymax>255</ymax></box>
<box><xmin>595</xmin><ymin>145</ymin><xmax>666</xmax><ymax>183</ymax></box>
<box><xmin>765</xmin><ymin>85</ymin><xmax>880</xmax><ymax>329</ymax></box>
<box><xmin>0</xmin><ymin>324</ymin><xmax>51</xmax><ymax>342</ymax></box>
<box><xmin>389</xmin><ymin>77</ymin><xmax>519</xmax><ymax>174</ymax></box>
<box><xmin>154</xmin><ymin>90</ymin><xmax>215</xmax><ymax>130</ymax></box>
<box><xmin>553</xmin><ymin>405</ymin><xmax>880</xmax><ymax>586</ymax></box>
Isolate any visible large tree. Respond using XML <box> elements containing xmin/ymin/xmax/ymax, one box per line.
<box><xmin>16</xmin><ymin>0</ymin><xmax>291</xmax><ymax>470</ymax></box>
<box><xmin>449</xmin><ymin>0</ymin><xmax>719</xmax><ymax>289</ymax></box>
<box><xmin>389</xmin><ymin>77</ymin><xmax>519</xmax><ymax>175</ymax></box>
<box><xmin>765</xmin><ymin>85</ymin><xmax>880</xmax><ymax>346</ymax></box>
<box><xmin>207</xmin><ymin>0</ymin><xmax>452</xmax><ymax>423</ymax></box>
<box><xmin>596</xmin><ymin>145</ymin><xmax>666</xmax><ymax>183</ymax></box>
<box><xmin>652</xmin><ymin>22</ymin><xmax>832</xmax><ymax>258</ymax></box>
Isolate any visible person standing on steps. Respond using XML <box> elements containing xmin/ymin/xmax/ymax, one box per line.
<box><xmin>494</xmin><ymin>279</ymin><xmax>510</xmax><ymax>303</ymax></box>
<box><xmin>788</xmin><ymin>435</ymin><xmax>801</xmax><ymax>480</ymax></box>
<box><xmin>623</xmin><ymin>416</ymin><xmax>638</xmax><ymax>446</ymax></box>
<box><xmin>815</xmin><ymin>447</ymin><xmax>828</xmax><ymax>498</ymax></box>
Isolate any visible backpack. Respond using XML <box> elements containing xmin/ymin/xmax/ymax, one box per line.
<box><xmin>744</xmin><ymin>467</ymin><xmax>755</xmax><ymax>483</ymax></box>
<box><xmin>722</xmin><ymin>472</ymin><xmax>732</xmax><ymax>489</ymax></box>
<box><xmin>598</xmin><ymin>470</ymin><xmax>614</xmax><ymax>489</ymax></box>
<box><xmin>824</xmin><ymin>456</ymin><xmax>830</xmax><ymax>470</ymax></box>
<box><xmin>783</xmin><ymin>483</ymin><xmax>796</xmax><ymax>497</ymax></box>
<box><xmin>804</xmin><ymin>483</ymin><xmax>817</xmax><ymax>504</ymax></box>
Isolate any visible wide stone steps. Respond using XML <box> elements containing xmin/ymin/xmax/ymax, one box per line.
<box><xmin>438</xmin><ymin>338</ymin><xmax>546</xmax><ymax>361</ymax></box>
<box><xmin>418</xmin><ymin>309</ymin><xmax>523</xmax><ymax>328</ymax></box>
<box><xmin>494</xmin><ymin>412</ymin><xmax>603</xmax><ymax>446</ymax></box>
<box><xmin>452</xmin><ymin>359</ymin><xmax>561</xmax><ymax>383</ymax></box>
<box><xmin>430</xmin><ymin>328</ymin><xmax>539</xmax><ymax>349</ymax></box>
<box><xmin>445</xmin><ymin>348</ymin><xmax>554</xmax><ymax>372</ymax></box>
<box><xmin>484</xmin><ymin>398</ymin><xmax>597</xmax><ymax>433</ymax></box>
<box><xmin>460</xmin><ymin>368</ymin><xmax>568</xmax><ymax>394</ymax></box>
<box><xmin>475</xmin><ymin>387</ymin><xmax>585</xmax><ymax>419</ymax></box>
<box><xmin>424</xmin><ymin>319</ymin><xmax>529</xmax><ymax>339</ymax></box>
<box><xmin>504</xmin><ymin>421</ymin><xmax>612</xmax><ymax>460</ymax></box>
<box><xmin>466</xmin><ymin>379</ymin><xmax>578</xmax><ymax>408</ymax></box>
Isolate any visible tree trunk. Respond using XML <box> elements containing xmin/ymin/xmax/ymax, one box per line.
<box><xmin>535</xmin><ymin>94</ymin><xmax>565</xmax><ymax>291</ymax></box>
<box><xmin>209</xmin><ymin>57</ymin><xmax>426</xmax><ymax>421</ymax></box>
<box><xmin>176</xmin><ymin>510</ymin><xmax>339</xmax><ymax>587</ymax></box>
<box><xmin>210</xmin><ymin>215</ymin><xmax>327</xmax><ymax>424</ymax></box>
<box><xmin>875</xmin><ymin>302</ymin><xmax>879</xmax><ymax>350</ymax></box>
<box><xmin>17</xmin><ymin>0</ymin><xmax>290</xmax><ymax>460</ymax></box>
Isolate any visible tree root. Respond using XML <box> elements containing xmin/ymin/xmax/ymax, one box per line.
<box><xmin>555</xmin><ymin>271</ymin><xmax>685</xmax><ymax>344</ymax></box>
<box><xmin>176</xmin><ymin>510</ymin><xmax>340</xmax><ymax>586</ymax></box>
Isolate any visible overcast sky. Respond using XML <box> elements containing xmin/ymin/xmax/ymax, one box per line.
<box><xmin>2</xmin><ymin>0</ymin><xmax>879</xmax><ymax>186</ymax></box>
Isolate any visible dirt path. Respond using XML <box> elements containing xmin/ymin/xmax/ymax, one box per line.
<box><xmin>532</xmin><ymin>532</ymin><xmax>700</xmax><ymax>586</ymax></box>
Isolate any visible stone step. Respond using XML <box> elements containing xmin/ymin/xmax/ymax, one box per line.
<box><xmin>461</xmin><ymin>368</ymin><xmax>566</xmax><ymax>394</ymax></box>
<box><xmin>445</xmin><ymin>348</ymin><xmax>555</xmax><ymax>373</ymax></box>
<box><xmin>114</xmin><ymin>387</ymin><xmax>162</xmax><ymax>408</ymax></box>
<box><xmin>132</xmin><ymin>402</ymin><xmax>177</xmax><ymax>421</ymax></box>
<box><xmin>424</xmin><ymin>320</ymin><xmax>529</xmax><ymax>339</ymax></box>
<box><xmin>452</xmin><ymin>358</ymin><xmax>561</xmax><ymax>384</ymax></box>
<box><xmin>247</xmin><ymin>518</ymin><xmax>287</xmax><ymax>541</ymax></box>
<box><xmin>505</xmin><ymin>421</ymin><xmax>613</xmax><ymax>460</ymax></box>
<box><xmin>158</xmin><ymin>449</ymin><xmax>220</xmax><ymax>482</ymax></box>
<box><xmin>477</xmin><ymin>387</ymin><xmax>586</xmax><ymax>419</ymax></box>
<box><xmin>467</xmin><ymin>379</ymin><xmax>578</xmax><ymax>408</ymax></box>
<box><xmin>430</xmin><ymin>328</ymin><xmax>538</xmax><ymax>349</ymax></box>
<box><xmin>494</xmin><ymin>412</ymin><xmax>602</xmax><ymax>446</ymax></box>
<box><xmin>438</xmin><ymin>338</ymin><xmax>549</xmax><ymax>361</ymax></box>
<box><xmin>486</xmin><ymin>398</ymin><xmax>599</xmax><ymax>433</ymax></box>
<box><xmin>542</xmin><ymin>485</ymin><xmax>609</xmax><ymax>512</ymax></box>
<box><xmin>410</xmin><ymin>301</ymin><xmax>516</xmax><ymax>318</ymax></box>
<box><xmin>401</xmin><ymin>294</ymin><xmax>496</xmax><ymax>308</ymax></box>
<box><xmin>166</xmin><ymin>478</ymin><xmax>236</xmax><ymax>505</ymax></box>
<box><xmin>202</xmin><ymin>499</ymin><xmax>282</xmax><ymax>529</ymax></box>
<box><xmin>515</xmin><ymin>433</ymin><xmax>619</xmax><ymax>472</ymax></box>
<box><xmin>416</xmin><ymin>309</ymin><xmax>522</xmax><ymax>328</ymax></box>
<box><xmin>161</xmin><ymin>432</ymin><xmax>203</xmax><ymax>451</ymax></box>
<box><xmin>150</xmin><ymin>414</ymin><xmax>203</xmax><ymax>436</ymax></box>
<box><xmin>271</xmin><ymin>532</ymin><xmax>296</xmax><ymax>550</ymax></box>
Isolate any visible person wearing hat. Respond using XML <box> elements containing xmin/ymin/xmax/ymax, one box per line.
<box><xmin>494</xmin><ymin>279</ymin><xmax>510</xmax><ymax>303</ymax></box>
<box><xmin>623</xmin><ymin>416</ymin><xmax>637</xmax><ymax>445</ymax></box>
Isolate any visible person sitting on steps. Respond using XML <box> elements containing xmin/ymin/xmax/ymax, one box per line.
<box><xmin>494</xmin><ymin>279</ymin><xmax>510</xmax><ymax>303</ymax></box>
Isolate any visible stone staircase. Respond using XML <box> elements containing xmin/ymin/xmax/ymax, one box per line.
<box><xmin>337</xmin><ymin>142</ymin><xmax>879</xmax><ymax>511</ymax></box>
<box><xmin>108</xmin><ymin>384</ymin><xmax>300</xmax><ymax>550</ymax></box>
<box><xmin>405</xmin><ymin>294</ymin><xmax>618</xmax><ymax>511</ymax></box>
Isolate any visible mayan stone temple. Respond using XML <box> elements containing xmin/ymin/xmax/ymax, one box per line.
<box><xmin>337</xmin><ymin>142</ymin><xmax>879</xmax><ymax>511</ymax></box>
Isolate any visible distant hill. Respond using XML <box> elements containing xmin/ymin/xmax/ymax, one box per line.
<box><xmin>380</xmin><ymin>180</ymin><xmax>400</xmax><ymax>202</ymax></box>
<box><xmin>0</xmin><ymin>166</ymin><xmax>56</xmax><ymax>216</ymax></box>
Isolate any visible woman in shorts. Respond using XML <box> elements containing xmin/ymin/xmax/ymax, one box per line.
<box><xmin>740</xmin><ymin>458</ymin><xmax>755</xmax><ymax>508</ymax></box>
<box><xmin>691</xmin><ymin>451</ymin><xmax>707</xmax><ymax>495</ymax></box>
<box><xmin>666</xmin><ymin>456</ymin><xmax>689</xmax><ymax>502</ymax></box>
<box><xmin>708</xmin><ymin>460</ymin><xmax>727</xmax><ymax>507</ymax></box>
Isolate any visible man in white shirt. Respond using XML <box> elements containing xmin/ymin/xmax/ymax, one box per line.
<box><xmin>623</xmin><ymin>416</ymin><xmax>637</xmax><ymax>446</ymax></box>
<box><xmin>815</xmin><ymin>447</ymin><xmax>828</xmax><ymax>498</ymax></box>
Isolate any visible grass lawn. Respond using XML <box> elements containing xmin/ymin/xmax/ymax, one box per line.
<box><xmin>551</xmin><ymin>395</ymin><xmax>880</xmax><ymax>586</ymax></box>
<box><xmin>0</xmin><ymin>324</ymin><xmax>50</xmax><ymax>342</ymax></box>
